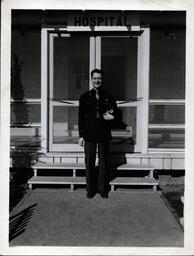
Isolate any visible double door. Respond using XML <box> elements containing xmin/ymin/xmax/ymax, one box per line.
<box><xmin>45</xmin><ymin>30</ymin><xmax>149</xmax><ymax>152</ymax></box>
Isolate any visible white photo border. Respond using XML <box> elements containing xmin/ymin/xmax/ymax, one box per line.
<box><xmin>1</xmin><ymin>0</ymin><xmax>194</xmax><ymax>255</ymax></box>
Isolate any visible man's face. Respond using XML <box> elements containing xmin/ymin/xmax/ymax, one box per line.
<box><xmin>91</xmin><ymin>72</ymin><xmax>102</xmax><ymax>89</ymax></box>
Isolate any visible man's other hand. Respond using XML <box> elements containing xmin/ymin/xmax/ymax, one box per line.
<box><xmin>78</xmin><ymin>137</ymin><xmax>84</xmax><ymax>147</ymax></box>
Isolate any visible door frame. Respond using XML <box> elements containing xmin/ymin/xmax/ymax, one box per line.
<box><xmin>41</xmin><ymin>28</ymin><xmax>150</xmax><ymax>153</ymax></box>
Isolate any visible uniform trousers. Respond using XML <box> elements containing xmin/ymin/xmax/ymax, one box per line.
<box><xmin>84</xmin><ymin>141</ymin><xmax>109</xmax><ymax>195</ymax></box>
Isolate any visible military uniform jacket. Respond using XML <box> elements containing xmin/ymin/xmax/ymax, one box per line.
<box><xmin>78</xmin><ymin>87</ymin><xmax>117</xmax><ymax>142</ymax></box>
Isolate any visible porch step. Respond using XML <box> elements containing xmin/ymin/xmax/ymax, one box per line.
<box><xmin>28</xmin><ymin>176</ymin><xmax>86</xmax><ymax>190</ymax></box>
<box><xmin>33</xmin><ymin>162</ymin><xmax>85</xmax><ymax>169</ymax></box>
<box><xmin>32</xmin><ymin>162</ymin><xmax>85</xmax><ymax>176</ymax></box>
<box><xmin>29</xmin><ymin>162</ymin><xmax>158</xmax><ymax>191</ymax></box>
<box><xmin>32</xmin><ymin>162</ymin><xmax>155</xmax><ymax>177</ymax></box>
<box><xmin>116</xmin><ymin>164</ymin><xmax>155</xmax><ymax>178</ymax></box>
<box><xmin>33</xmin><ymin>162</ymin><xmax>153</xmax><ymax>170</ymax></box>
<box><xmin>117</xmin><ymin>164</ymin><xmax>154</xmax><ymax>171</ymax></box>
<box><xmin>28</xmin><ymin>176</ymin><xmax>158</xmax><ymax>191</ymax></box>
<box><xmin>110</xmin><ymin>177</ymin><xmax>158</xmax><ymax>192</ymax></box>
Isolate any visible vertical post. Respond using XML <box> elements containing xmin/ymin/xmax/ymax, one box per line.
<box><xmin>136</xmin><ymin>27</ymin><xmax>150</xmax><ymax>154</ymax></box>
<box><xmin>34</xmin><ymin>169</ymin><xmax>37</xmax><ymax>177</ymax></box>
<box><xmin>149</xmin><ymin>169</ymin><xmax>154</xmax><ymax>179</ymax></box>
<box><xmin>153</xmin><ymin>185</ymin><xmax>157</xmax><ymax>192</ymax></box>
<box><xmin>48</xmin><ymin>34</ymin><xmax>56</xmax><ymax>151</ymax></box>
<box><xmin>41</xmin><ymin>28</ymin><xmax>54</xmax><ymax>153</ymax></box>
<box><xmin>41</xmin><ymin>28</ymin><xmax>48</xmax><ymax>153</ymax></box>
<box><xmin>89</xmin><ymin>37</ymin><xmax>96</xmax><ymax>89</ymax></box>
<box><xmin>49</xmin><ymin>34</ymin><xmax>55</xmax><ymax>99</ymax></box>
<box><xmin>70</xmin><ymin>184</ymin><xmax>74</xmax><ymax>191</ymax></box>
<box><xmin>95</xmin><ymin>36</ymin><xmax>101</xmax><ymax>69</ymax></box>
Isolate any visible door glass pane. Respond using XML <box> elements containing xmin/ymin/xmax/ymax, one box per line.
<box><xmin>149</xmin><ymin>105</ymin><xmax>185</xmax><ymax>124</ymax></box>
<box><xmin>52</xmin><ymin>106</ymin><xmax>136</xmax><ymax>148</ymax></box>
<box><xmin>101</xmin><ymin>37</ymin><xmax>137</xmax><ymax>152</ymax></box>
<box><xmin>101</xmin><ymin>37</ymin><xmax>137</xmax><ymax>100</ymax></box>
<box><xmin>112</xmin><ymin>107</ymin><xmax>136</xmax><ymax>141</ymax></box>
<box><xmin>54</xmin><ymin>36</ymin><xmax>89</xmax><ymax>100</ymax></box>
<box><xmin>149</xmin><ymin>129</ymin><xmax>185</xmax><ymax>148</ymax></box>
<box><xmin>110</xmin><ymin>107</ymin><xmax>136</xmax><ymax>153</ymax></box>
<box><xmin>53</xmin><ymin>106</ymin><xmax>78</xmax><ymax>144</ymax></box>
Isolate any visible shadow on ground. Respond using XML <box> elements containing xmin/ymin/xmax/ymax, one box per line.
<box><xmin>9</xmin><ymin>203</ymin><xmax>37</xmax><ymax>242</ymax></box>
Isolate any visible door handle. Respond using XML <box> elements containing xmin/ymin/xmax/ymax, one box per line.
<box><xmin>50</xmin><ymin>98</ymin><xmax>74</xmax><ymax>104</ymax></box>
<box><xmin>117</xmin><ymin>97</ymin><xmax>143</xmax><ymax>105</ymax></box>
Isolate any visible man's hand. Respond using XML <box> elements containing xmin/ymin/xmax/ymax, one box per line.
<box><xmin>125</xmin><ymin>126</ymin><xmax>131</xmax><ymax>132</ymax></box>
<box><xmin>78</xmin><ymin>137</ymin><xmax>84</xmax><ymax>147</ymax></box>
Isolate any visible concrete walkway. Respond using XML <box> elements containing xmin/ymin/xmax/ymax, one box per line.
<box><xmin>9</xmin><ymin>189</ymin><xmax>183</xmax><ymax>247</ymax></box>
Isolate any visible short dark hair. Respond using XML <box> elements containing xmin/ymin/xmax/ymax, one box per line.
<box><xmin>91</xmin><ymin>68</ymin><xmax>103</xmax><ymax>78</ymax></box>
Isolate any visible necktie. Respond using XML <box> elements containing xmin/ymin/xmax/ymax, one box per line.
<box><xmin>96</xmin><ymin>89</ymin><xmax>99</xmax><ymax>100</ymax></box>
<box><xmin>95</xmin><ymin>90</ymin><xmax>100</xmax><ymax>118</ymax></box>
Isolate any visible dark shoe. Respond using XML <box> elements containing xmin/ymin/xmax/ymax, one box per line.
<box><xmin>87</xmin><ymin>192</ymin><xmax>96</xmax><ymax>198</ymax></box>
<box><xmin>100</xmin><ymin>193</ymin><xmax>108</xmax><ymax>199</ymax></box>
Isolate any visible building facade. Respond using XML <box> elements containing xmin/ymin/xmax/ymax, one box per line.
<box><xmin>10</xmin><ymin>10</ymin><xmax>185</xmax><ymax>169</ymax></box>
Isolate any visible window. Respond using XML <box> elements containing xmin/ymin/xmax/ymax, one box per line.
<box><xmin>149</xmin><ymin>29</ymin><xmax>185</xmax><ymax>150</ymax></box>
<box><xmin>11</xmin><ymin>30</ymin><xmax>41</xmax><ymax>147</ymax></box>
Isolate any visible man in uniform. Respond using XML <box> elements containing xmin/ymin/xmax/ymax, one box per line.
<box><xmin>78</xmin><ymin>68</ymin><xmax>117</xmax><ymax>199</ymax></box>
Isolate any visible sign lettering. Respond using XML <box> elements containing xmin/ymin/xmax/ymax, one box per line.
<box><xmin>74</xmin><ymin>16</ymin><xmax>131</xmax><ymax>27</ymax></box>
